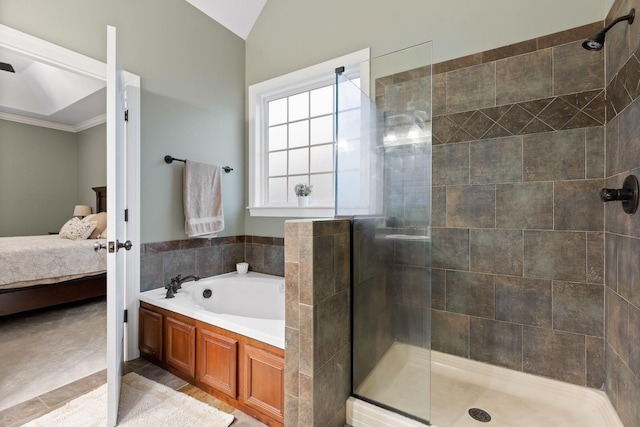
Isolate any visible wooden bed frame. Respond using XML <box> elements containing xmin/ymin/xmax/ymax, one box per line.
<box><xmin>0</xmin><ymin>275</ymin><xmax>106</xmax><ymax>316</ymax></box>
<box><xmin>0</xmin><ymin>187</ymin><xmax>108</xmax><ymax>317</ymax></box>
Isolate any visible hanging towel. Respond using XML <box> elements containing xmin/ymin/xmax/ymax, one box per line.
<box><xmin>183</xmin><ymin>160</ymin><xmax>224</xmax><ymax>237</ymax></box>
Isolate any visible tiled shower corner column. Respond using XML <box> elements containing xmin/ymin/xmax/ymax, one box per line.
<box><xmin>284</xmin><ymin>219</ymin><xmax>351</xmax><ymax>427</ymax></box>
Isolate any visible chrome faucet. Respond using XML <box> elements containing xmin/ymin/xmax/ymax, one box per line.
<box><xmin>164</xmin><ymin>274</ymin><xmax>200</xmax><ymax>298</ymax></box>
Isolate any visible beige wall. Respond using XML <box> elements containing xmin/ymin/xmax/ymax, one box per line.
<box><xmin>0</xmin><ymin>120</ymin><xmax>106</xmax><ymax>236</ymax></box>
<box><xmin>77</xmin><ymin>123</ymin><xmax>106</xmax><ymax>210</ymax></box>
<box><xmin>247</xmin><ymin>0</ymin><xmax>608</xmax><ymax>85</ymax></box>
<box><xmin>0</xmin><ymin>0</ymin><xmax>246</xmax><ymax>243</ymax></box>
<box><xmin>0</xmin><ymin>120</ymin><xmax>78</xmax><ymax>236</ymax></box>
<box><xmin>245</xmin><ymin>0</ymin><xmax>610</xmax><ymax>237</ymax></box>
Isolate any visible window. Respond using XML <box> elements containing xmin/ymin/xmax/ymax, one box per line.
<box><xmin>267</xmin><ymin>85</ymin><xmax>335</xmax><ymax>206</ymax></box>
<box><xmin>248</xmin><ymin>49</ymin><xmax>370</xmax><ymax>217</ymax></box>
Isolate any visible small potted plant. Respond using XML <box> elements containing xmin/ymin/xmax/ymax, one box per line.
<box><xmin>294</xmin><ymin>183</ymin><xmax>313</xmax><ymax>206</ymax></box>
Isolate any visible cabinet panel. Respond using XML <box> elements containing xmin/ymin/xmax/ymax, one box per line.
<box><xmin>242</xmin><ymin>344</ymin><xmax>285</xmax><ymax>423</ymax></box>
<box><xmin>139</xmin><ymin>304</ymin><xmax>284</xmax><ymax>426</ymax></box>
<box><xmin>165</xmin><ymin>316</ymin><xmax>196</xmax><ymax>379</ymax></box>
<box><xmin>198</xmin><ymin>329</ymin><xmax>238</xmax><ymax>398</ymax></box>
<box><xmin>139</xmin><ymin>307</ymin><xmax>163</xmax><ymax>364</ymax></box>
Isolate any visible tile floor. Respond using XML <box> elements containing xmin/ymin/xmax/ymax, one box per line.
<box><xmin>0</xmin><ymin>358</ymin><xmax>267</xmax><ymax>427</ymax></box>
<box><xmin>0</xmin><ymin>297</ymin><xmax>107</xmax><ymax>412</ymax></box>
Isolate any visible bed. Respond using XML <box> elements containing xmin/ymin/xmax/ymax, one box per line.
<box><xmin>0</xmin><ymin>187</ymin><xmax>108</xmax><ymax>316</ymax></box>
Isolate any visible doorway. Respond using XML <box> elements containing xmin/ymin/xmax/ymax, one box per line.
<box><xmin>0</xmin><ymin>23</ymin><xmax>141</xmax><ymax>409</ymax></box>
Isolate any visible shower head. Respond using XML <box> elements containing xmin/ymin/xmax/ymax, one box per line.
<box><xmin>582</xmin><ymin>31</ymin><xmax>607</xmax><ymax>51</ymax></box>
<box><xmin>583</xmin><ymin>8</ymin><xmax>635</xmax><ymax>51</ymax></box>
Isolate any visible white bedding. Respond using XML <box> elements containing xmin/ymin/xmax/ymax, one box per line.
<box><xmin>0</xmin><ymin>235</ymin><xmax>107</xmax><ymax>290</ymax></box>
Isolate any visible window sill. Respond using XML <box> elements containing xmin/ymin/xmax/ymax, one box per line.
<box><xmin>247</xmin><ymin>206</ymin><xmax>335</xmax><ymax>218</ymax></box>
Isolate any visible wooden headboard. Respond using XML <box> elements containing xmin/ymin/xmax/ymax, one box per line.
<box><xmin>92</xmin><ymin>186</ymin><xmax>107</xmax><ymax>213</ymax></box>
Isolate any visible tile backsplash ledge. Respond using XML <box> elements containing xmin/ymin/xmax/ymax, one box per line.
<box><xmin>140</xmin><ymin>235</ymin><xmax>284</xmax><ymax>292</ymax></box>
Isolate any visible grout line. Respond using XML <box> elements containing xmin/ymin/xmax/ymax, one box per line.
<box><xmin>38</xmin><ymin>396</ymin><xmax>54</xmax><ymax>410</ymax></box>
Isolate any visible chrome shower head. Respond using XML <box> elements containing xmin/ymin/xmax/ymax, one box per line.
<box><xmin>583</xmin><ymin>8</ymin><xmax>635</xmax><ymax>51</ymax></box>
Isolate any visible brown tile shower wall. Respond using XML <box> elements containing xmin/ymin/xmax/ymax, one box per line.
<box><xmin>351</xmin><ymin>217</ymin><xmax>394</xmax><ymax>388</ymax></box>
<box><xmin>140</xmin><ymin>235</ymin><xmax>284</xmax><ymax>291</ymax></box>
<box><xmin>430</xmin><ymin>23</ymin><xmax>607</xmax><ymax>388</ymax></box>
<box><xmin>376</xmin><ymin>72</ymin><xmax>433</xmax><ymax>355</ymax></box>
<box><xmin>284</xmin><ymin>219</ymin><xmax>351</xmax><ymax>427</ymax></box>
<box><xmin>352</xmin><ymin>71</ymin><xmax>433</xmax><ymax>389</ymax></box>
<box><xmin>604</xmin><ymin>0</ymin><xmax>640</xmax><ymax>425</ymax></box>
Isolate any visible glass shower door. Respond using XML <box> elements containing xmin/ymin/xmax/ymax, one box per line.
<box><xmin>336</xmin><ymin>42</ymin><xmax>433</xmax><ymax>424</ymax></box>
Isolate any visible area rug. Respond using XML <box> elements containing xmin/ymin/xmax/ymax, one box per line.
<box><xmin>24</xmin><ymin>372</ymin><xmax>234</xmax><ymax>427</ymax></box>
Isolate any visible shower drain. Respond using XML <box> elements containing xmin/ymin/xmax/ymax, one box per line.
<box><xmin>468</xmin><ymin>408</ymin><xmax>492</xmax><ymax>423</ymax></box>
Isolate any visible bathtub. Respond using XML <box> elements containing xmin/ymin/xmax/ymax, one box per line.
<box><xmin>138</xmin><ymin>271</ymin><xmax>285</xmax><ymax>349</ymax></box>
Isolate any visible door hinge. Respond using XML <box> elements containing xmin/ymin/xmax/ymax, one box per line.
<box><xmin>124</xmin><ymin>209</ymin><xmax>129</xmax><ymax>222</ymax></box>
<box><xmin>124</xmin><ymin>110</ymin><xmax>129</xmax><ymax>121</ymax></box>
<box><xmin>124</xmin><ymin>309</ymin><xmax>128</xmax><ymax>323</ymax></box>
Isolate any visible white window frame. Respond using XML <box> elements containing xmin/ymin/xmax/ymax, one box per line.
<box><xmin>248</xmin><ymin>48</ymin><xmax>370</xmax><ymax>218</ymax></box>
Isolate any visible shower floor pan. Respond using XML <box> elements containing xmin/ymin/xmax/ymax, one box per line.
<box><xmin>347</xmin><ymin>343</ymin><xmax>622</xmax><ymax>427</ymax></box>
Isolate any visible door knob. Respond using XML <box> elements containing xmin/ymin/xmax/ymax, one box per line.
<box><xmin>117</xmin><ymin>240</ymin><xmax>133</xmax><ymax>251</ymax></box>
<box><xmin>93</xmin><ymin>240</ymin><xmax>133</xmax><ymax>252</ymax></box>
<box><xmin>94</xmin><ymin>242</ymin><xmax>107</xmax><ymax>252</ymax></box>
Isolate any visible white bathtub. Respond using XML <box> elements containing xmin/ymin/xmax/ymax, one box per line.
<box><xmin>138</xmin><ymin>271</ymin><xmax>285</xmax><ymax>349</ymax></box>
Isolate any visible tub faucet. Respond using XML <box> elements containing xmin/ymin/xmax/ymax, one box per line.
<box><xmin>164</xmin><ymin>274</ymin><xmax>200</xmax><ymax>298</ymax></box>
<box><xmin>175</xmin><ymin>274</ymin><xmax>200</xmax><ymax>289</ymax></box>
<box><xmin>165</xmin><ymin>277</ymin><xmax>179</xmax><ymax>298</ymax></box>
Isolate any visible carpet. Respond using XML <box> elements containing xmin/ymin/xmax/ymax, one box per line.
<box><xmin>24</xmin><ymin>372</ymin><xmax>234</xmax><ymax>427</ymax></box>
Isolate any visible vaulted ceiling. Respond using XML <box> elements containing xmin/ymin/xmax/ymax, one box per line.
<box><xmin>186</xmin><ymin>0</ymin><xmax>267</xmax><ymax>40</ymax></box>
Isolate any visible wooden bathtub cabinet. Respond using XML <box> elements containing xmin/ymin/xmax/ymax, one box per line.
<box><xmin>139</xmin><ymin>302</ymin><xmax>284</xmax><ymax>427</ymax></box>
<box><xmin>165</xmin><ymin>316</ymin><xmax>196</xmax><ymax>380</ymax></box>
<box><xmin>197</xmin><ymin>329</ymin><xmax>238</xmax><ymax>398</ymax></box>
<box><xmin>139</xmin><ymin>306</ymin><xmax>196</xmax><ymax>381</ymax></box>
<box><xmin>242</xmin><ymin>344</ymin><xmax>285</xmax><ymax>422</ymax></box>
<box><xmin>139</xmin><ymin>306</ymin><xmax>163</xmax><ymax>364</ymax></box>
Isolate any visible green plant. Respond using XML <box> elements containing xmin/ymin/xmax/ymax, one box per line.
<box><xmin>294</xmin><ymin>183</ymin><xmax>313</xmax><ymax>197</ymax></box>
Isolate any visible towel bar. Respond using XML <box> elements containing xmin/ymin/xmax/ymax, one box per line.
<box><xmin>164</xmin><ymin>155</ymin><xmax>233</xmax><ymax>173</ymax></box>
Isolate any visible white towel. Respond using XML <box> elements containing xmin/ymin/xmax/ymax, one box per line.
<box><xmin>183</xmin><ymin>160</ymin><xmax>224</xmax><ymax>237</ymax></box>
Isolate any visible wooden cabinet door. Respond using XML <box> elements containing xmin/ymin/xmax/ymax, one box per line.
<box><xmin>198</xmin><ymin>329</ymin><xmax>238</xmax><ymax>398</ymax></box>
<box><xmin>241</xmin><ymin>344</ymin><xmax>285</xmax><ymax>423</ymax></box>
<box><xmin>165</xmin><ymin>316</ymin><xmax>196</xmax><ymax>380</ymax></box>
<box><xmin>139</xmin><ymin>307</ymin><xmax>163</xmax><ymax>364</ymax></box>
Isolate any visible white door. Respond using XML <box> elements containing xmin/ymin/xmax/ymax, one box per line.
<box><xmin>106</xmin><ymin>25</ymin><xmax>129</xmax><ymax>427</ymax></box>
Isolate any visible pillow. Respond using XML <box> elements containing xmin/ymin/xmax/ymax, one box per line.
<box><xmin>84</xmin><ymin>212</ymin><xmax>107</xmax><ymax>239</ymax></box>
<box><xmin>59</xmin><ymin>217</ymin><xmax>97</xmax><ymax>240</ymax></box>
<box><xmin>97</xmin><ymin>227</ymin><xmax>107</xmax><ymax>239</ymax></box>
